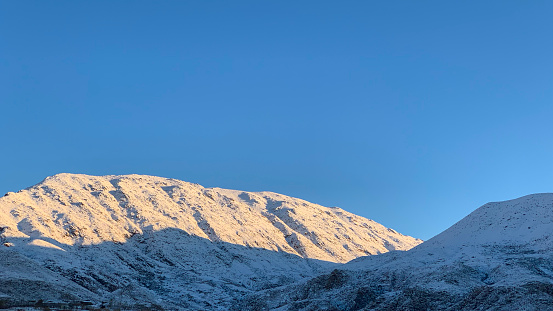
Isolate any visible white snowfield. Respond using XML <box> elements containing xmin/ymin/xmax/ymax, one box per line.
<box><xmin>241</xmin><ymin>193</ymin><xmax>553</xmax><ymax>311</ymax></box>
<box><xmin>0</xmin><ymin>173</ymin><xmax>421</xmax><ymax>309</ymax></box>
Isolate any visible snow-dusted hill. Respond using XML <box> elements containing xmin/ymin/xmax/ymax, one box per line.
<box><xmin>0</xmin><ymin>173</ymin><xmax>421</xmax><ymax>309</ymax></box>
<box><xmin>419</xmin><ymin>193</ymin><xmax>553</xmax><ymax>252</ymax></box>
<box><xmin>239</xmin><ymin>193</ymin><xmax>553</xmax><ymax>311</ymax></box>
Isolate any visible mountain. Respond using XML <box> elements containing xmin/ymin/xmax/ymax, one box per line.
<box><xmin>238</xmin><ymin>193</ymin><xmax>553</xmax><ymax>311</ymax></box>
<box><xmin>0</xmin><ymin>173</ymin><xmax>421</xmax><ymax>309</ymax></box>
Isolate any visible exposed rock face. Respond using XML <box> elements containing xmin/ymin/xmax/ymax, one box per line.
<box><xmin>0</xmin><ymin>173</ymin><xmax>421</xmax><ymax>309</ymax></box>
<box><xmin>237</xmin><ymin>193</ymin><xmax>553</xmax><ymax>311</ymax></box>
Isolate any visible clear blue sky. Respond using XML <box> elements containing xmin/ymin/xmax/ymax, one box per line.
<box><xmin>1</xmin><ymin>1</ymin><xmax>552</xmax><ymax>240</ymax></box>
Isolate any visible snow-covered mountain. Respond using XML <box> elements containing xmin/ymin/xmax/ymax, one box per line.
<box><xmin>0</xmin><ymin>173</ymin><xmax>421</xmax><ymax>309</ymax></box>
<box><xmin>239</xmin><ymin>193</ymin><xmax>553</xmax><ymax>310</ymax></box>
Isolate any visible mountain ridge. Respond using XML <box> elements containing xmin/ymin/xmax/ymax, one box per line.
<box><xmin>0</xmin><ymin>173</ymin><xmax>421</xmax><ymax>263</ymax></box>
<box><xmin>0</xmin><ymin>173</ymin><xmax>422</xmax><ymax>309</ymax></box>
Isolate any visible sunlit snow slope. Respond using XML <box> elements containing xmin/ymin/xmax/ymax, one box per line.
<box><xmin>0</xmin><ymin>173</ymin><xmax>420</xmax><ymax>263</ymax></box>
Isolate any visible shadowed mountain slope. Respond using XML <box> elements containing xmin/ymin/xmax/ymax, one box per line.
<box><xmin>237</xmin><ymin>193</ymin><xmax>553</xmax><ymax>311</ymax></box>
<box><xmin>1</xmin><ymin>228</ymin><xmax>336</xmax><ymax>309</ymax></box>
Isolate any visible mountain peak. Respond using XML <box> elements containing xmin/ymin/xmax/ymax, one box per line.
<box><xmin>420</xmin><ymin>193</ymin><xmax>553</xmax><ymax>251</ymax></box>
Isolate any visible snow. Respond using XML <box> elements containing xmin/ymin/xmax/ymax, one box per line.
<box><xmin>0</xmin><ymin>173</ymin><xmax>421</xmax><ymax>309</ymax></box>
<box><xmin>238</xmin><ymin>193</ymin><xmax>553</xmax><ymax>310</ymax></box>
<box><xmin>419</xmin><ymin>193</ymin><xmax>553</xmax><ymax>251</ymax></box>
<box><xmin>0</xmin><ymin>173</ymin><xmax>420</xmax><ymax>261</ymax></box>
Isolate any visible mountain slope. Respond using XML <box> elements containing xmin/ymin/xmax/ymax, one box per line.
<box><xmin>239</xmin><ymin>193</ymin><xmax>553</xmax><ymax>311</ymax></box>
<box><xmin>419</xmin><ymin>193</ymin><xmax>553</xmax><ymax>252</ymax></box>
<box><xmin>0</xmin><ymin>173</ymin><xmax>420</xmax><ymax>263</ymax></box>
<box><xmin>0</xmin><ymin>173</ymin><xmax>421</xmax><ymax>309</ymax></box>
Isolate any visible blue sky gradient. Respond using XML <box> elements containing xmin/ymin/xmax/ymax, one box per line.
<box><xmin>1</xmin><ymin>1</ymin><xmax>552</xmax><ymax>240</ymax></box>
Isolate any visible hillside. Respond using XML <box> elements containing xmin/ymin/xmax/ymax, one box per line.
<box><xmin>0</xmin><ymin>173</ymin><xmax>421</xmax><ymax>309</ymax></box>
<box><xmin>238</xmin><ymin>193</ymin><xmax>553</xmax><ymax>310</ymax></box>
